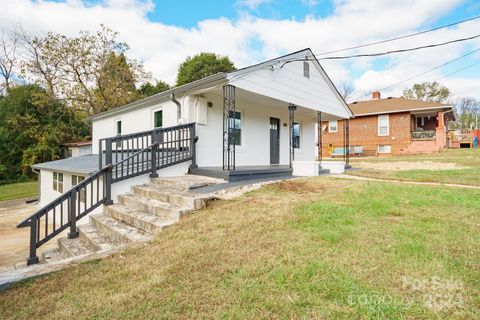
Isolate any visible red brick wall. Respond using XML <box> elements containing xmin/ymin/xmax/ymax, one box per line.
<box><xmin>321</xmin><ymin>112</ymin><xmax>427</xmax><ymax>156</ymax></box>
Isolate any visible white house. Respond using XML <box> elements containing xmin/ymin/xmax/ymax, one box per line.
<box><xmin>32</xmin><ymin>48</ymin><xmax>353</xmax><ymax>207</ymax></box>
<box><xmin>21</xmin><ymin>48</ymin><xmax>354</xmax><ymax>265</ymax></box>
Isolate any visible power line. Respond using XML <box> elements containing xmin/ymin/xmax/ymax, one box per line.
<box><xmin>280</xmin><ymin>33</ymin><xmax>480</xmax><ymax>68</ymax></box>
<box><xmin>436</xmin><ymin>60</ymin><xmax>480</xmax><ymax>80</ymax></box>
<box><xmin>318</xmin><ymin>33</ymin><xmax>480</xmax><ymax>60</ymax></box>
<box><xmin>377</xmin><ymin>48</ymin><xmax>480</xmax><ymax>92</ymax></box>
<box><xmin>314</xmin><ymin>14</ymin><xmax>480</xmax><ymax>56</ymax></box>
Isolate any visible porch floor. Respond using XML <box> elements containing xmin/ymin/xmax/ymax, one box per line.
<box><xmin>189</xmin><ymin>165</ymin><xmax>292</xmax><ymax>182</ymax></box>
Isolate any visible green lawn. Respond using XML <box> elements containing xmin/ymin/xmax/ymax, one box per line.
<box><xmin>1</xmin><ymin>178</ymin><xmax>479</xmax><ymax>319</ymax></box>
<box><xmin>348</xmin><ymin>148</ymin><xmax>480</xmax><ymax>186</ymax></box>
<box><xmin>0</xmin><ymin>181</ymin><xmax>38</xmax><ymax>202</ymax></box>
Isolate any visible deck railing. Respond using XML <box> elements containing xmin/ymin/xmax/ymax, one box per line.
<box><xmin>411</xmin><ymin>130</ymin><xmax>436</xmax><ymax>140</ymax></box>
<box><xmin>18</xmin><ymin>123</ymin><xmax>197</xmax><ymax>265</ymax></box>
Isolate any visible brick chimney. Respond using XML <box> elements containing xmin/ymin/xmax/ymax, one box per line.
<box><xmin>372</xmin><ymin>91</ymin><xmax>381</xmax><ymax>99</ymax></box>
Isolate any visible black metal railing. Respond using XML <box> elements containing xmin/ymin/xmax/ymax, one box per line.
<box><xmin>411</xmin><ymin>130</ymin><xmax>436</xmax><ymax>140</ymax></box>
<box><xmin>18</xmin><ymin>123</ymin><xmax>197</xmax><ymax>265</ymax></box>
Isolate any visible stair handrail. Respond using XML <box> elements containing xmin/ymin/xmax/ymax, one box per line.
<box><xmin>17</xmin><ymin>121</ymin><xmax>197</xmax><ymax>265</ymax></box>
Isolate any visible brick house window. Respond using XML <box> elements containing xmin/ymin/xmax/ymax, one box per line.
<box><xmin>53</xmin><ymin>172</ymin><xmax>63</xmax><ymax>193</ymax></box>
<box><xmin>378</xmin><ymin>115</ymin><xmax>389</xmax><ymax>136</ymax></box>
<box><xmin>378</xmin><ymin>145</ymin><xmax>392</xmax><ymax>153</ymax></box>
<box><xmin>328</xmin><ymin>120</ymin><xmax>338</xmax><ymax>132</ymax></box>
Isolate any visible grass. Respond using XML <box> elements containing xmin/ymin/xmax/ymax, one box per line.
<box><xmin>0</xmin><ymin>181</ymin><xmax>37</xmax><ymax>202</ymax></box>
<box><xmin>1</xmin><ymin>178</ymin><xmax>479</xmax><ymax>319</ymax></box>
<box><xmin>348</xmin><ymin>148</ymin><xmax>480</xmax><ymax>186</ymax></box>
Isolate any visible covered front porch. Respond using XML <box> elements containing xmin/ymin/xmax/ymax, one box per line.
<box><xmin>190</xmin><ymin>82</ymin><xmax>348</xmax><ymax>181</ymax></box>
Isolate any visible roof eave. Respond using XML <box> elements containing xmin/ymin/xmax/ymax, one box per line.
<box><xmin>91</xmin><ymin>73</ymin><xmax>228</xmax><ymax>121</ymax></box>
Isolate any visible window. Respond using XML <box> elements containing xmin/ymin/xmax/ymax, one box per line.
<box><xmin>71</xmin><ymin>175</ymin><xmax>86</xmax><ymax>203</ymax></box>
<box><xmin>378</xmin><ymin>115</ymin><xmax>389</xmax><ymax>136</ymax></box>
<box><xmin>153</xmin><ymin>110</ymin><xmax>163</xmax><ymax>128</ymax></box>
<box><xmin>292</xmin><ymin>122</ymin><xmax>301</xmax><ymax>149</ymax></box>
<box><xmin>228</xmin><ymin>111</ymin><xmax>241</xmax><ymax>146</ymax></box>
<box><xmin>328</xmin><ymin>120</ymin><xmax>338</xmax><ymax>132</ymax></box>
<box><xmin>378</xmin><ymin>145</ymin><xmax>392</xmax><ymax>153</ymax></box>
<box><xmin>303</xmin><ymin>61</ymin><xmax>310</xmax><ymax>78</ymax></box>
<box><xmin>116</xmin><ymin>120</ymin><xmax>122</xmax><ymax>136</ymax></box>
<box><xmin>67</xmin><ymin>149</ymin><xmax>73</xmax><ymax>158</ymax></box>
<box><xmin>53</xmin><ymin>172</ymin><xmax>63</xmax><ymax>193</ymax></box>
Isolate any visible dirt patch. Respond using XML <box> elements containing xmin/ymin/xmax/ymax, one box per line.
<box><xmin>353</xmin><ymin>161</ymin><xmax>470</xmax><ymax>171</ymax></box>
<box><xmin>274</xmin><ymin>180</ymin><xmax>324</xmax><ymax>193</ymax></box>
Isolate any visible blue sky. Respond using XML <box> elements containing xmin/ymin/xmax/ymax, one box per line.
<box><xmin>1</xmin><ymin>0</ymin><xmax>479</xmax><ymax>99</ymax></box>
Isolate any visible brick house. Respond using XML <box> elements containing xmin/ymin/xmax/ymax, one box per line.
<box><xmin>321</xmin><ymin>92</ymin><xmax>455</xmax><ymax>156</ymax></box>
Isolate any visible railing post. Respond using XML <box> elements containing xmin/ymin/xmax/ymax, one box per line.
<box><xmin>150</xmin><ymin>132</ymin><xmax>159</xmax><ymax>178</ymax></box>
<box><xmin>27</xmin><ymin>218</ymin><xmax>39</xmax><ymax>265</ymax></box>
<box><xmin>190</xmin><ymin>124</ymin><xmax>198</xmax><ymax>169</ymax></box>
<box><xmin>104</xmin><ymin>138</ymin><xmax>113</xmax><ymax>205</ymax></box>
<box><xmin>98</xmin><ymin>139</ymin><xmax>103</xmax><ymax>170</ymax></box>
<box><xmin>68</xmin><ymin>189</ymin><xmax>79</xmax><ymax>239</ymax></box>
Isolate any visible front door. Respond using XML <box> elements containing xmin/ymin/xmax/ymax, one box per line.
<box><xmin>270</xmin><ymin>117</ymin><xmax>280</xmax><ymax>164</ymax></box>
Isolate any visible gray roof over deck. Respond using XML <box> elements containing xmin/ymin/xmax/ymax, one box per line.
<box><xmin>32</xmin><ymin>154</ymin><xmax>100</xmax><ymax>175</ymax></box>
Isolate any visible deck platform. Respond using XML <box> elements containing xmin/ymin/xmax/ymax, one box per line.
<box><xmin>190</xmin><ymin>165</ymin><xmax>293</xmax><ymax>182</ymax></box>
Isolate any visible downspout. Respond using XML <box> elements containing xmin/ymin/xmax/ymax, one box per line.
<box><xmin>171</xmin><ymin>93</ymin><xmax>181</xmax><ymax>123</ymax></box>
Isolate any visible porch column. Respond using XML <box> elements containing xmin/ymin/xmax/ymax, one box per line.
<box><xmin>317</xmin><ymin>111</ymin><xmax>322</xmax><ymax>162</ymax></box>
<box><xmin>223</xmin><ymin>85</ymin><xmax>236</xmax><ymax>170</ymax></box>
<box><xmin>288</xmin><ymin>104</ymin><xmax>297</xmax><ymax>168</ymax></box>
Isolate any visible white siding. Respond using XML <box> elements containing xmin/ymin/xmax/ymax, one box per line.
<box><xmin>92</xmin><ymin>99</ymin><xmax>182</xmax><ymax>152</ymax></box>
<box><xmin>228</xmin><ymin>59</ymin><xmax>350</xmax><ymax>119</ymax></box>
<box><xmin>196</xmin><ymin>92</ymin><xmax>316</xmax><ymax>167</ymax></box>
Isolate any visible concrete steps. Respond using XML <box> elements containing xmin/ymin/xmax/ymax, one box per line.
<box><xmin>40</xmin><ymin>174</ymin><xmax>220</xmax><ymax>265</ymax></box>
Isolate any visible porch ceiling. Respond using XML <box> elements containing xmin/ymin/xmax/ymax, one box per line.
<box><xmin>205</xmin><ymin>86</ymin><xmax>345</xmax><ymax>121</ymax></box>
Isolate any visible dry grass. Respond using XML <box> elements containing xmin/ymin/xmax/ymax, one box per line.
<box><xmin>349</xmin><ymin>148</ymin><xmax>480</xmax><ymax>186</ymax></box>
<box><xmin>1</xmin><ymin>177</ymin><xmax>479</xmax><ymax>319</ymax></box>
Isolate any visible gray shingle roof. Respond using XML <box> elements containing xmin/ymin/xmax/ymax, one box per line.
<box><xmin>32</xmin><ymin>154</ymin><xmax>99</xmax><ymax>174</ymax></box>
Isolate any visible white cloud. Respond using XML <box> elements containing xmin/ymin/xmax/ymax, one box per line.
<box><xmin>0</xmin><ymin>0</ymin><xmax>478</xmax><ymax>99</ymax></box>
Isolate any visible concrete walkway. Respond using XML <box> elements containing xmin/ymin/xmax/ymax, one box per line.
<box><xmin>336</xmin><ymin>174</ymin><xmax>480</xmax><ymax>190</ymax></box>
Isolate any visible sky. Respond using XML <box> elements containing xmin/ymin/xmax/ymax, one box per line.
<box><xmin>1</xmin><ymin>0</ymin><xmax>479</xmax><ymax>101</ymax></box>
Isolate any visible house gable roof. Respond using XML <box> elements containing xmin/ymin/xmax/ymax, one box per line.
<box><xmin>92</xmin><ymin>48</ymin><xmax>353</xmax><ymax>121</ymax></box>
<box><xmin>349</xmin><ymin>97</ymin><xmax>453</xmax><ymax>117</ymax></box>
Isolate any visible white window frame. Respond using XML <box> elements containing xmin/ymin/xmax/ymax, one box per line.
<box><xmin>53</xmin><ymin>171</ymin><xmax>63</xmax><ymax>193</ymax></box>
<box><xmin>378</xmin><ymin>145</ymin><xmax>392</xmax><ymax>154</ymax></box>
<box><xmin>378</xmin><ymin>115</ymin><xmax>389</xmax><ymax>136</ymax></box>
<box><xmin>292</xmin><ymin>121</ymin><xmax>302</xmax><ymax>150</ymax></box>
<box><xmin>152</xmin><ymin>107</ymin><xmax>164</xmax><ymax>129</ymax></box>
<box><xmin>228</xmin><ymin>109</ymin><xmax>243</xmax><ymax>147</ymax></box>
<box><xmin>328</xmin><ymin>120</ymin><xmax>338</xmax><ymax>133</ymax></box>
<box><xmin>71</xmin><ymin>175</ymin><xmax>86</xmax><ymax>203</ymax></box>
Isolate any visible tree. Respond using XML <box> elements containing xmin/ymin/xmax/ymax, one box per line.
<box><xmin>402</xmin><ymin>82</ymin><xmax>451</xmax><ymax>103</ymax></box>
<box><xmin>21</xmin><ymin>25</ymin><xmax>151</xmax><ymax>117</ymax></box>
<box><xmin>176</xmin><ymin>52</ymin><xmax>235</xmax><ymax>86</ymax></box>
<box><xmin>138</xmin><ymin>80</ymin><xmax>171</xmax><ymax>98</ymax></box>
<box><xmin>0</xmin><ymin>85</ymin><xmax>87</xmax><ymax>181</ymax></box>
<box><xmin>454</xmin><ymin>97</ymin><xmax>480</xmax><ymax>129</ymax></box>
<box><xmin>337</xmin><ymin>81</ymin><xmax>355</xmax><ymax>102</ymax></box>
<box><xmin>0</xmin><ymin>28</ymin><xmax>20</xmax><ymax>94</ymax></box>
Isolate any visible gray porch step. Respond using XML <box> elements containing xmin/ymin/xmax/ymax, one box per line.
<box><xmin>105</xmin><ymin>204</ymin><xmax>176</xmax><ymax>235</ymax></box>
<box><xmin>132</xmin><ymin>185</ymin><xmax>209</xmax><ymax>210</ymax></box>
<box><xmin>89</xmin><ymin>213</ymin><xmax>153</xmax><ymax>244</ymax></box>
<box><xmin>41</xmin><ymin>248</ymin><xmax>66</xmax><ymax>263</ymax></box>
<box><xmin>149</xmin><ymin>175</ymin><xmax>223</xmax><ymax>190</ymax></box>
<box><xmin>58</xmin><ymin>237</ymin><xmax>91</xmax><ymax>258</ymax></box>
<box><xmin>118</xmin><ymin>194</ymin><xmax>190</xmax><ymax>219</ymax></box>
<box><xmin>78</xmin><ymin>224</ymin><xmax>116</xmax><ymax>251</ymax></box>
